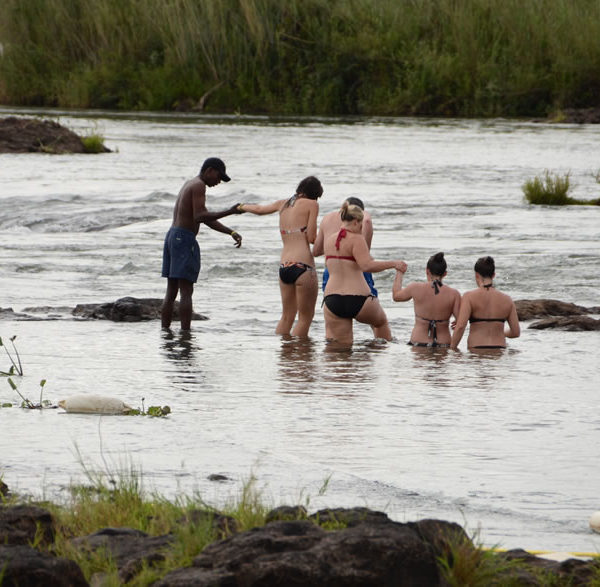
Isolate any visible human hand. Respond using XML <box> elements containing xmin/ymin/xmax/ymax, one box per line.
<box><xmin>395</xmin><ymin>261</ymin><xmax>407</xmax><ymax>273</ymax></box>
<box><xmin>231</xmin><ymin>231</ymin><xmax>242</xmax><ymax>248</ymax></box>
<box><xmin>232</xmin><ymin>203</ymin><xmax>246</xmax><ymax>214</ymax></box>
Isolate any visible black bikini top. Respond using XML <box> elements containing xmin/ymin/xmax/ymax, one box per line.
<box><xmin>469</xmin><ymin>317</ymin><xmax>506</xmax><ymax>324</ymax></box>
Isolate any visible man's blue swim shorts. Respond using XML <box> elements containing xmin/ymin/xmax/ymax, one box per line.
<box><xmin>161</xmin><ymin>227</ymin><xmax>201</xmax><ymax>283</ymax></box>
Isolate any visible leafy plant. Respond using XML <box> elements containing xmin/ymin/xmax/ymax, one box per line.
<box><xmin>0</xmin><ymin>335</ymin><xmax>23</xmax><ymax>376</ymax></box>
<box><xmin>81</xmin><ymin>133</ymin><xmax>107</xmax><ymax>153</ymax></box>
<box><xmin>7</xmin><ymin>377</ymin><xmax>53</xmax><ymax>409</ymax></box>
<box><xmin>125</xmin><ymin>397</ymin><xmax>171</xmax><ymax>417</ymax></box>
<box><xmin>522</xmin><ymin>170</ymin><xmax>600</xmax><ymax>206</ymax></box>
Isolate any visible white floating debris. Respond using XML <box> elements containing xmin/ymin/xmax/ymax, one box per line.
<box><xmin>590</xmin><ymin>511</ymin><xmax>600</xmax><ymax>533</ymax></box>
<box><xmin>58</xmin><ymin>395</ymin><xmax>132</xmax><ymax>415</ymax></box>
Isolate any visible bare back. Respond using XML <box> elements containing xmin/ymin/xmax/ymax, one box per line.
<box><xmin>323</xmin><ymin>230</ymin><xmax>371</xmax><ymax>296</ymax></box>
<box><xmin>409</xmin><ymin>282</ymin><xmax>461</xmax><ymax>344</ymax></box>
<box><xmin>461</xmin><ymin>287</ymin><xmax>519</xmax><ymax>348</ymax></box>
<box><xmin>279</xmin><ymin>197</ymin><xmax>319</xmax><ymax>266</ymax></box>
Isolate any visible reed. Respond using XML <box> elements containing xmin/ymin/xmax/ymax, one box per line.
<box><xmin>1</xmin><ymin>0</ymin><xmax>600</xmax><ymax>115</ymax></box>
<box><xmin>523</xmin><ymin>170</ymin><xmax>600</xmax><ymax>206</ymax></box>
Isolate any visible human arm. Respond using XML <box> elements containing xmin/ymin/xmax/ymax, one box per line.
<box><xmin>362</xmin><ymin>213</ymin><xmax>373</xmax><ymax>249</ymax></box>
<box><xmin>191</xmin><ymin>183</ymin><xmax>243</xmax><ymax>224</ymax></box>
<box><xmin>450</xmin><ymin>290</ymin><xmax>462</xmax><ymax>329</ymax></box>
<box><xmin>450</xmin><ymin>294</ymin><xmax>471</xmax><ymax>349</ymax></box>
<box><xmin>505</xmin><ymin>302</ymin><xmax>520</xmax><ymax>338</ymax></box>
<box><xmin>392</xmin><ymin>270</ymin><xmax>415</xmax><ymax>302</ymax></box>
<box><xmin>305</xmin><ymin>200</ymin><xmax>319</xmax><ymax>244</ymax></box>
<box><xmin>239</xmin><ymin>199</ymin><xmax>285</xmax><ymax>215</ymax></box>
<box><xmin>312</xmin><ymin>219</ymin><xmax>325</xmax><ymax>257</ymax></box>
<box><xmin>353</xmin><ymin>238</ymin><xmax>407</xmax><ymax>274</ymax></box>
<box><xmin>204</xmin><ymin>219</ymin><xmax>242</xmax><ymax>247</ymax></box>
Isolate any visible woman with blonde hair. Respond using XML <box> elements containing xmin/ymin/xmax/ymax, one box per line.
<box><xmin>451</xmin><ymin>256</ymin><xmax>520</xmax><ymax>350</ymax></box>
<box><xmin>322</xmin><ymin>201</ymin><xmax>407</xmax><ymax>345</ymax></box>
<box><xmin>240</xmin><ymin>176</ymin><xmax>322</xmax><ymax>337</ymax></box>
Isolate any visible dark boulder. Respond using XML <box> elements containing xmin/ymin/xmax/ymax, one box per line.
<box><xmin>0</xmin><ymin>116</ymin><xmax>109</xmax><ymax>154</ymax></box>
<box><xmin>515</xmin><ymin>299</ymin><xmax>597</xmax><ymax>321</ymax></box>
<box><xmin>71</xmin><ymin>527</ymin><xmax>173</xmax><ymax>583</ymax></box>
<box><xmin>72</xmin><ymin>297</ymin><xmax>208</xmax><ymax>322</ymax></box>
<box><xmin>155</xmin><ymin>516</ymin><xmax>443</xmax><ymax>586</ymax></box>
<box><xmin>0</xmin><ymin>544</ymin><xmax>88</xmax><ymax>586</ymax></box>
<box><xmin>0</xmin><ymin>504</ymin><xmax>56</xmax><ymax>546</ymax></box>
<box><xmin>529</xmin><ymin>316</ymin><xmax>600</xmax><ymax>331</ymax></box>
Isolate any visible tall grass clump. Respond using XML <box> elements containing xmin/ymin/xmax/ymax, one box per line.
<box><xmin>523</xmin><ymin>170</ymin><xmax>600</xmax><ymax>205</ymax></box>
<box><xmin>2</xmin><ymin>0</ymin><xmax>600</xmax><ymax>116</ymax></box>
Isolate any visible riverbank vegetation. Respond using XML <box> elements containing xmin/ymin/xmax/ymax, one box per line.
<box><xmin>1</xmin><ymin>0</ymin><xmax>600</xmax><ymax>117</ymax></box>
<box><xmin>3</xmin><ymin>470</ymin><xmax>596</xmax><ymax>586</ymax></box>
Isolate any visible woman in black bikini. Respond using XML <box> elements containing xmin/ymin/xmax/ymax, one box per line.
<box><xmin>392</xmin><ymin>252</ymin><xmax>461</xmax><ymax>348</ymax></box>
<box><xmin>323</xmin><ymin>201</ymin><xmax>407</xmax><ymax>345</ymax></box>
<box><xmin>450</xmin><ymin>256</ymin><xmax>520</xmax><ymax>350</ymax></box>
<box><xmin>240</xmin><ymin>176</ymin><xmax>322</xmax><ymax>337</ymax></box>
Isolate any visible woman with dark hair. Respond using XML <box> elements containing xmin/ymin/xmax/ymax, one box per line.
<box><xmin>239</xmin><ymin>176</ymin><xmax>322</xmax><ymax>337</ymax></box>
<box><xmin>322</xmin><ymin>201</ymin><xmax>407</xmax><ymax>345</ymax></box>
<box><xmin>450</xmin><ymin>256</ymin><xmax>520</xmax><ymax>350</ymax></box>
<box><xmin>392</xmin><ymin>252</ymin><xmax>461</xmax><ymax>347</ymax></box>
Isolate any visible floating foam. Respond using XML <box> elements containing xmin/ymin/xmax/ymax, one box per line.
<box><xmin>590</xmin><ymin>511</ymin><xmax>600</xmax><ymax>534</ymax></box>
<box><xmin>58</xmin><ymin>394</ymin><xmax>132</xmax><ymax>415</ymax></box>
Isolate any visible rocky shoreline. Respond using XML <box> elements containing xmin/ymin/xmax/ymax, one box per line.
<box><xmin>0</xmin><ymin>490</ymin><xmax>598</xmax><ymax>586</ymax></box>
<box><xmin>1</xmin><ymin>297</ymin><xmax>599</xmax><ymax>330</ymax></box>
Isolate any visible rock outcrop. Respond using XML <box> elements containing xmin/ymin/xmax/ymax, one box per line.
<box><xmin>0</xmin><ymin>297</ymin><xmax>208</xmax><ymax>322</ymax></box>
<box><xmin>515</xmin><ymin>299</ymin><xmax>600</xmax><ymax>331</ymax></box>
<box><xmin>0</xmin><ymin>116</ymin><xmax>110</xmax><ymax>153</ymax></box>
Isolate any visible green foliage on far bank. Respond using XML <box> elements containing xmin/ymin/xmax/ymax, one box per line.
<box><xmin>1</xmin><ymin>0</ymin><xmax>600</xmax><ymax>117</ymax></box>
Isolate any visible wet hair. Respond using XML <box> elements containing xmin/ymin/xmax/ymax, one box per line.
<box><xmin>474</xmin><ymin>256</ymin><xmax>495</xmax><ymax>278</ymax></box>
<box><xmin>427</xmin><ymin>252</ymin><xmax>447</xmax><ymax>277</ymax></box>
<box><xmin>296</xmin><ymin>176</ymin><xmax>323</xmax><ymax>200</ymax></box>
<box><xmin>340</xmin><ymin>201</ymin><xmax>364</xmax><ymax>222</ymax></box>
<box><xmin>345</xmin><ymin>197</ymin><xmax>365</xmax><ymax>210</ymax></box>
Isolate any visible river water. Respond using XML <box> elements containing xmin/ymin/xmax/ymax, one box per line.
<box><xmin>0</xmin><ymin>107</ymin><xmax>599</xmax><ymax>554</ymax></box>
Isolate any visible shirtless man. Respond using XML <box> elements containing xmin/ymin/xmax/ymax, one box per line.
<box><xmin>313</xmin><ymin>197</ymin><xmax>378</xmax><ymax>296</ymax></box>
<box><xmin>450</xmin><ymin>256</ymin><xmax>520</xmax><ymax>350</ymax></box>
<box><xmin>161</xmin><ymin>157</ymin><xmax>243</xmax><ymax>330</ymax></box>
<box><xmin>392</xmin><ymin>252</ymin><xmax>461</xmax><ymax>347</ymax></box>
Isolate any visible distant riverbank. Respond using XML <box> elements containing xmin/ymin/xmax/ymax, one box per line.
<box><xmin>1</xmin><ymin>0</ymin><xmax>600</xmax><ymax>117</ymax></box>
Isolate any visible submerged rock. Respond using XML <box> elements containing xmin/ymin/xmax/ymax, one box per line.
<box><xmin>0</xmin><ymin>116</ymin><xmax>110</xmax><ymax>154</ymax></box>
<box><xmin>529</xmin><ymin>316</ymin><xmax>600</xmax><ymax>331</ymax></box>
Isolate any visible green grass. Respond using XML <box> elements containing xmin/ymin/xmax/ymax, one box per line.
<box><xmin>522</xmin><ymin>170</ymin><xmax>600</xmax><ymax>205</ymax></box>
<box><xmin>2</xmin><ymin>0</ymin><xmax>600</xmax><ymax>116</ymax></box>
<box><xmin>81</xmin><ymin>133</ymin><xmax>107</xmax><ymax>153</ymax></box>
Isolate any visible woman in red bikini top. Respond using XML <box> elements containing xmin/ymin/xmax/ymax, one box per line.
<box><xmin>322</xmin><ymin>201</ymin><xmax>407</xmax><ymax>346</ymax></box>
<box><xmin>450</xmin><ymin>255</ymin><xmax>520</xmax><ymax>350</ymax></box>
<box><xmin>239</xmin><ymin>176</ymin><xmax>322</xmax><ymax>338</ymax></box>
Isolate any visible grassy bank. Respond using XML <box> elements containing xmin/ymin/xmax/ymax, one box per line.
<box><xmin>1</xmin><ymin>0</ymin><xmax>600</xmax><ymax>116</ymax></box>
<box><xmin>4</xmin><ymin>468</ymin><xmax>595</xmax><ymax>586</ymax></box>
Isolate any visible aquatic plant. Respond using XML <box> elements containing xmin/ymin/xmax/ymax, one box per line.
<box><xmin>522</xmin><ymin>170</ymin><xmax>600</xmax><ymax>206</ymax></box>
<box><xmin>6</xmin><ymin>377</ymin><xmax>51</xmax><ymax>409</ymax></box>
<box><xmin>2</xmin><ymin>0</ymin><xmax>600</xmax><ymax>116</ymax></box>
<box><xmin>0</xmin><ymin>335</ymin><xmax>23</xmax><ymax>376</ymax></box>
<box><xmin>125</xmin><ymin>397</ymin><xmax>171</xmax><ymax>417</ymax></box>
<box><xmin>81</xmin><ymin>133</ymin><xmax>107</xmax><ymax>153</ymax></box>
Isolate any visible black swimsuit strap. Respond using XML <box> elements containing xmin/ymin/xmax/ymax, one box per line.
<box><xmin>431</xmin><ymin>279</ymin><xmax>443</xmax><ymax>295</ymax></box>
<box><xmin>416</xmin><ymin>314</ymin><xmax>448</xmax><ymax>343</ymax></box>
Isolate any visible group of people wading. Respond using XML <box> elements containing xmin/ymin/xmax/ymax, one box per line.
<box><xmin>161</xmin><ymin>159</ymin><xmax>520</xmax><ymax>350</ymax></box>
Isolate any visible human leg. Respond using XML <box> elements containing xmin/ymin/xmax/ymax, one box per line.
<box><xmin>323</xmin><ymin>305</ymin><xmax>354</xmax><ymax>345</ymax></box>
<box><xmin>356</xmin><ymin>298</ymin><xmax>392</xmax><ymax>340</ymax></box>
<box><xmin>178</xmin><ymin>279</ymin><xmax>194</xmax><ymax>330</ymax></box>
<box><xmin>291</xmin><ymin>269</ymin><xmax>318</xmax><ymax>337</ymax></box>
<box><xmin>161</xmin><ymin>278</ymin><xmax>179</xmax><ymax>329</ymax></box>
<box><xmin>276</xmin><ymin>280</ymin><xmax>297</xmax><ymax>335</ymax></box>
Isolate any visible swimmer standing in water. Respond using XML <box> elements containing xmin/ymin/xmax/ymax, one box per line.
<box><xmin>392</xmin><ymin>252</ymin><xmax>461</xmax><ymax>348</ymax></box>
<box><xmin>239</xmin><ymin>176</ymin><xmax>323</xmax><ymax>337</ymax></box>
<box><xmin>322</xmin><ymin>201</ymin><xmax>407</xmax><ymax>345</ymax></box>
<box><xmin>450</xmin><ymin>256</ymin><xmax>520</xmax><ymax>350</ymax></box>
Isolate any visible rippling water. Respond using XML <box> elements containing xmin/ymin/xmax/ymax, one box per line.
<box><xmin>1</xmin><ymin>107</ymin><xmax>599</xmax><ymax>553</ymax></box>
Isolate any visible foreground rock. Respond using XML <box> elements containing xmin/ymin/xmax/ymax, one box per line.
<box><xmin>515</xmin><ymin>299</ymin><xmax>600</xmax><ymax>331</ymax></box>
<box><xmin>0</xmin><ymin>297</ymin><xmax>208</xmax><ymax>322</ymax></box>
<box><xmin>0</xmin><ymin>116</ymin><xmax>110</xmax><ymax>154</ymax></box>
<box><xmin>0</xmin><ymin>504</ymin><xmax>599</xmax><ymax>586</ymax></box>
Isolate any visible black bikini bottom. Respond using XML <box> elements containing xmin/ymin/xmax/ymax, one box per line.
<box><xmin>323</xmin><ymin>294</ymin><xmax>372</xmax><ymax>319</ymax></box>
<box><xmin>408</xmin><ymin>341</ymin><xmax>450</xmax><ymax>348</ymax></box>
<box><xmin>471</xmin><ymin>345</ymin><xmax>505</xmax><ymax>349</ymax></box>
<box><xmin>279</xmin><ymin>262</ymin><xmax>313</xmax><ymax>285</ymax></box>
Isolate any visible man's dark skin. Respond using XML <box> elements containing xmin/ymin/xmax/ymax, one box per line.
<box><xmin>161</xmin><ymin>165</ymin><xmax>243</xmax><ymax>330</ymax></box>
